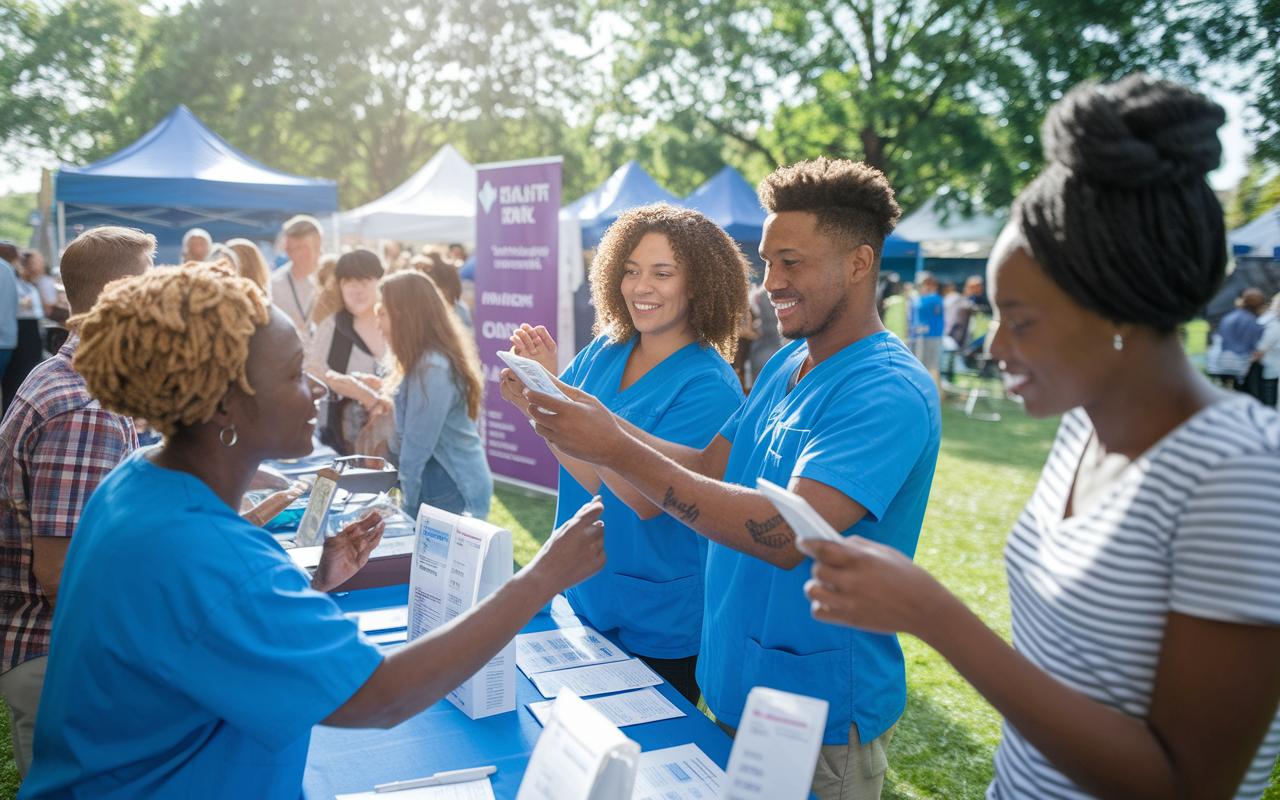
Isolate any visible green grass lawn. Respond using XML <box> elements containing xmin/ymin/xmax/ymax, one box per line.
<box><xmin>1</xmin><ymin>381</ymin><xmax>1274</xmax><ymax>798</ymax></box>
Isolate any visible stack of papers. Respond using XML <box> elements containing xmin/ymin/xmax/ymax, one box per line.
<box><xmin>527</xmin><ymin>687</ymin><xmax>685</xmax><ymax>728</ymax></box>
<box><xmin>633</xmin><ymin>744</ymin><xmax>725</xmax><ymax>800</ymax></box>
<box><xmin>514</xmin><ymin>626</ymin><xmax>630</xmax><ymax>675</ymax></box>
<box><xmin>529</xmin><ymin>659</ymin><xmax>663</xmax><ymax>699</ymax></box>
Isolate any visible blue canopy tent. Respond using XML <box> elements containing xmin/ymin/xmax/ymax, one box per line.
<box><xmin>683</xmin><ymin>165</ymin><xmax>767</xmax><ymax>242</ymax></box>
<box><xmin>55</xmin><ymin>105</ymin><xmax>338</xmax><ymax>265</ymax></box>
<box><xmin>563</xmin><ymin>161</ymin><xmax>683</xmax><ymax>248</ymax></box>
<box><xmin>683</xmin><ymin>165</ymin><xmax>916</xmax><ymax>278</ymax></box>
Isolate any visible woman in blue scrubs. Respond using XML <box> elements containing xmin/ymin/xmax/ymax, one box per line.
<box><xmin>20</xmin><ymin>262</ymin><xmax>606</xmax><ymax>799</ymax></box>
<box><xmin>500</xmin><ymin>203</ymin><xmax>750</xmax><ymax>704</ymax></box>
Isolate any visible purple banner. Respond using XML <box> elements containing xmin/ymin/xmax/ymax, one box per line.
<box><xmin>474</xmin><ymin>157</ymin><xmax>563</xmax><ymax>490</ymax></box>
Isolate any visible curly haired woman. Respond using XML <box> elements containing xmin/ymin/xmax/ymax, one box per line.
<box><xmin>20</xmin><ymin>262</ymin><xmax>606</xmax><ymax>799</ymax></box>
<box><xmin>500</xmin><ymin>202</ymin><xmax>750</xmax><ymax>705</ymax></box>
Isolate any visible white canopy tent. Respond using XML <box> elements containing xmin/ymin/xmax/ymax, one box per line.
<box><xmin>895</xmin><ymin>196</ymin><xmax>1007</xmax><ymax>262</ymax></box>
<box><xmin>336</xmin><ymin>144</ymin><xmax>478</xmax><ymax>245</ymax></box>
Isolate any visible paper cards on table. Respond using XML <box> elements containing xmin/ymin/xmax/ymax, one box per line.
<box><xmin>529</xmin><ymin>658</ymin><xmax>663</xmax><ymax>699</ymax></box>
<box><xmin>336</xmin><ymin>777</ymin><xmax>495</xmax><ymax>800</ymax></box>
<box><xmin>724</xmin><ymin>687</ymin><xmax>828</xmax><ymax>800</ymax></box>
<box><xmin>516</xmin><ymin>690</ymin><xmax>640</xmax><ymax>800</ymax></box>
<box><xmin>515</xmin><ymin>626</ymin><xmax>630</xmax><ymax>675</ymax></box>
<box><xmin>528</xmin><ymin>687</ymin><xmax>685</xmax><ymax>728</ymax></box>
<box><xmin>408</xmin><ymin>504</ymin><xmax>515</xmax><ymax>719</ymax></box>
<box><xmin>633</xmin><ymin>744</ymin><xmax>726</xmax><ymax>800</ymax></box>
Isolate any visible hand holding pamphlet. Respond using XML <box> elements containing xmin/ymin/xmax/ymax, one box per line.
<box><xmin>755</xmin><ymin>479</ymin><xmax>845</xmax><ymax>543</ymax></box>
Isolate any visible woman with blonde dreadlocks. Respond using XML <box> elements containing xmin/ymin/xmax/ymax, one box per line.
<box><xmin>19</xmin><ymin>263</ymin><xmax>606</xmax><ymax>799</ymax></box>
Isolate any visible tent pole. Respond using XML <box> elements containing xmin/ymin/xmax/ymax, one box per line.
<box><xmin>56</xmin><ymin>202</ymin><xmax>66</xmax><ymax>268</ymax></box>
<box><xmin>330</xmin><ymin>213</ymin><xmax>339</xmax><ymax>255</ymax></box>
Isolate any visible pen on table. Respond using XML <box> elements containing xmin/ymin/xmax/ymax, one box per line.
<box><xmin>374</xmin><ymin>765</ymin><xmax>497</xmax><ymax>793</ymax></box>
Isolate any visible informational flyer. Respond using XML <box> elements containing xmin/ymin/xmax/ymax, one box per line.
<box><xmin>515</xmin><ymin>626</ymin><xmax>630</xmax><ymax>675</ymax></box>
<box><xmin>529</xmin><ymin>658</ymin><xmax>663</xmax><ymax>699</ymax></box>
<box><xmin>724</xmin><ymin>688</ymin><xmax>828</xmax><ymax>800</ymax></box>
<box><xmin>633</xmin><ymin>744</ymin><xmax>726</xmax><ymax>800</ymax></box>
<box><xmin>528</xmin><ymin>687</ymin><xmax>685</xmax><ymax>728</ymax></box>
<box><xmin>407</xmin><ymin>505</ymin><xmax>516</xmax><ymax>719</ymax></box>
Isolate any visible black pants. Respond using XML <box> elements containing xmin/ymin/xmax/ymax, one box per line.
<box><xmin>637</xmin><ymin>653</ymin><xmax>700</xmax><ymax>707</ymax></box>
<box><xmin>1</xmin><ymin>319</ymin><xmax>43</xmax><ymax>416</ymax></box>
<box><xmin>1236</xmin><ymin>363</ymin><xmax>1274</xmax><ymax>405</ymax></box>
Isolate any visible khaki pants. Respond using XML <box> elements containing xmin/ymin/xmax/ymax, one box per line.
<box><xmin>718</xmin><ymin>718</ymin><xmax>895</xmax><ymax>800</ymax></box>
<box><xmin>0</xmin><ymin>655</ymin><xmax>47</xmax><ymax>778</ymax></box>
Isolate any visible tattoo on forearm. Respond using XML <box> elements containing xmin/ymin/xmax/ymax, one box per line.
<box><xmin>745</xmin><ymin>514</ymin><xmax>792</xmax><ymax>549</ymax></box>
<box><xmin>662</xmin><ymin>487</ymin><xmax>701</xmax><ymax>524</ymax></box>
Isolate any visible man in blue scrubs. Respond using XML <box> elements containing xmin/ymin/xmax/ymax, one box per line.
<box><xmin>525</xmin><ymin>157</ymin><xmax>941</xmax><ymax>800</ymax></box>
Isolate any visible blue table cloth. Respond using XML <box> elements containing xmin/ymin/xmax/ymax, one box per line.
<box><xmin>303</xmin><ymin>586</ymin><xmax>742</xmax><ymax>800</ymax></box>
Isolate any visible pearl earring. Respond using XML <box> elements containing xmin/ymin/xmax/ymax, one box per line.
<box><xmin>1113</xmin><ymin>334</ymin><xmax>1123</xmax><ymax>351</ymax></box>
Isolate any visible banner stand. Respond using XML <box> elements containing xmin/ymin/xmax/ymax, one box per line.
<box><xmin>473</xmin><ymin>156</ymin><xmax>565</xmax><ymax>492</ymax></box>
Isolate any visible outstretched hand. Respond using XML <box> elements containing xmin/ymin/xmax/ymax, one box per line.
<box><xmin>798</xmin><ymin>536</ymin><xmax>953</xmax><ymax>638</ymax></box>
<box><xmin>509</xmin><ymin>323</ymin><xmax>558</xmax><ymax>375</ymax></box>
<box><xmin>524</xmin><ymin>376</ymin><xmax>630</xmax><ymax>466</ymax></box>
<box><xmin>312</xmin><ymin>511</ymin><xmax>386</xmax><ymax>592</ymax></box>
<box><xmin>523</xmin><ymin>497</ymin><xmax>607</xmax><ymax>596</ymax></box>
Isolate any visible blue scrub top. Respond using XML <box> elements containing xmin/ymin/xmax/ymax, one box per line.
<box><xmin>556</xmin><ymin>335</ymin><xmax>744</xmax><ymax>659</ymax></box>
<box><xmin>698</xmin><ymin>332</ymin><xmax>941</xmax><ymax>745</ymax></box>
<box><xmin>20</xmin><ymin>451</ymin><xmax>384</xmax><ymax>800</ymax></box>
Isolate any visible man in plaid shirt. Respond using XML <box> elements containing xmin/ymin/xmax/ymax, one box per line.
<box><xmin>0</xmin><ymin>226</ymin><xmax>154</xmax><ymax>776</ymax></box>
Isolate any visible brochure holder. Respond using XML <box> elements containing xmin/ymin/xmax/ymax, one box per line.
<box><xmin>725</xmin><ymin>687</ymin><xmax>829</xmax><ymax>800</ymax></box>
<box><xmin>407</xmin><ymin>504</ymin><xmax>515</xmax><ymax>719</ymax></box>
<box><xmin>515</xmin><ymin>690</ymin><xmax>640</xmax><ymax>800</ymax></box>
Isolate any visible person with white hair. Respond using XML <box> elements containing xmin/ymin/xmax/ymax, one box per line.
<box><xmin>181</xmin><ymin>228</ymin><xmax>212</xmax><ymax>262</ymax></box>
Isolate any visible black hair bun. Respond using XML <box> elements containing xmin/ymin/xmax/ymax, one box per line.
<box><xmin>1042</xmin><ymin>74</ymin><xmax>1225</xmax><ymax>189</ymax></box>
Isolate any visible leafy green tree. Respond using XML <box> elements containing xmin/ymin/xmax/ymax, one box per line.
<box><xmin>1227</xmin><ymin>160</ymin><xmax>1280</xmax><ymax>229</ymax></box>
<box><xmin>0</xmin><ymin>0</ymin><xmax>147</xmax><ymax>164</ymax></box>
<box><xmin>593</xmin><ymin>0</ymin><xmax>1203</xmax><ymax>212</ymax></box>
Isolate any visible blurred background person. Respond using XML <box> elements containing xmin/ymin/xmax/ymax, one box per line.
<box><xmin>21</xmin><ymin>250</ymin><xmax>69</xmax><ymax>355</ymax></box>
<box><xmin>1207</xmin><ymin>287</ymin><xmax>1266</xmax><ymax>389</ymax></box>
<box><xmin>226</xmin><ymin>238</ymin><xmax>272</xmax><ymax>295</ymax></box>
<box><xmin>180</xmin><ymin>228</ymin><xmax>211</xmax><ymax>262</ymax></box>
<box><xmin>307</xmin><ymin>249</ymin><xmax>386</xmax><ymax>456</ymax></box>
<box><xmin>413</xmin><ymin>252</ymin><xmax>472</xmax><ymax>332</ymax></box>
<box><xmin>2</xmin><ymin>250</ymin><xmax>46</xmax><ymax>411</ymax></box>
<box><xmin>378</xmin><ymin>271</ymin><xmax>491</xmax><ymax>518</ymax></box>
<box><xmin>204</xmin><ymin>243</ymin><xmax>240</xmax><ymax>272</ymax></box>
<box><xmin>1252</xmin><ymin>294</ymin><xmax>1280</xmax><ymax>408</ymax></box>
<box><xmin>309</xmin><ymin>254</ymin><xmax>342</xmax><ymax>328</ymax></box>
<box><xmin>271</xmin><ymin>215</ymin><xmax>323</xmax><ymax>333</ymax></box>
<box><xmin>0</xmin><ymin>242</ymin><xmax>20</xmax><ymax>399</ymax></box>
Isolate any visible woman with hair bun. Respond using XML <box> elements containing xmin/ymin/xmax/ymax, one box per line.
<box><xmin>499</xmin><ymin>203</ymin><xmax>749</xmax><ymax>705</ymax></box>
<box><xmin>799</xmin><ymin>75</ymin><xmax>1280</xmax><ymax>799</ymax></box>
<box><xmin>20</xmin><ymin>262</ymin><xmax>606</xmax><ymax>799</ymax></box>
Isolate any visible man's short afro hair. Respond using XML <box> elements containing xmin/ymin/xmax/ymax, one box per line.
<box><xmin>757</xmin><ymin>157</ymin><xmax>901</xmax><ymax>261</ymax></box>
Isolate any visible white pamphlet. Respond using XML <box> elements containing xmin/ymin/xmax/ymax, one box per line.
<box><xmin>515</xmin><ymin>689</ymin><xmax>640</xmax><ymax>800</ymax></box>
<box><xmin>407</xmin><ymin>504</ymin><xmax>516</xmax><ymax>719</ymax></box>
<box><xmin>345</xmin><ymin>607</ymin><xmax>408</xmax><ymax>634</ymax></box>
<box><xmin>336</xmin><ymin>777</ymin><xmax>495</xmax><ymax>800</ymax></box>
<box><xmin>515</xmin><ymin>626</ymin><xmax>630</xmax><ymax>675</ymax></box>
<box><xmin>724</xmin><ymin>687</ymin><xmax>829</xmax><ymax>800</ymax></box>
<box><xmin>294</xmin><ymin>467</ymin><xmax>340</xmax><ymax>547</ymax></box>
<box><xmin>756</xmin><ymin>479</ymin><xmax>845</xmax><ymax>543</ymax></box>
<box><xmin>530</xmin><ymin>659</ymin><xmax>663</xmax><ymax>699</ymax></box>
<box><xmin>528</xmin><ymin>687</ymin><xmax>685</xmax><ymax>728</ymax></box>
<box><xmin>495</xmin><ymin>350</ymin><xmax>569</xmax><ymax>401</ymax></box>
<box><xmin>632</xmin><ymin>744</ymin><xmax>726</xmax><ymax>800</ymax></box>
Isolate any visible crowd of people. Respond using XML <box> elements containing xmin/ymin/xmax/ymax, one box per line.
<box><xmin>1208</xmin><ymin>287</ymin><xmax>1280</xmax><ymax>408</ymax></box>
<box><xmin>0</xmin><ymin>73</ymin><xmax>1277</xmax><ymax>800</ymax></box>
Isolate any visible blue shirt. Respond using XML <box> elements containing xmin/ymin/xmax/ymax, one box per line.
<box><xmin>0</xmin><ymin>260</ymin><xmax>18</xmax><ymax>350</ymax></box>
<box><xmin>393</xmin><ymin>350</ymin><xmax>493</xmax><ymax>519</ymax></box>
<box><xmin>698</xmin><ymin>332</ymin><xmax>940</xmax><ymax>744</ymax></box>
<box><xmin>1218</xmin><ymin>307</ymin><xmax>1263</xmax><ymax>355</ymax></box>
<box><xmin>557</xmin><ymin>336</ymin><xmax>743</xmax><ymax>658</ymax></box>
<box><xmin>913</xmin><ymin>292</ymin><xmax>944</xmax><ymax>337</ymax></box>
<box><xmin>20</xmin><ymin>451</ymin><xmax>383</xmax><ymax>800</ymax></box>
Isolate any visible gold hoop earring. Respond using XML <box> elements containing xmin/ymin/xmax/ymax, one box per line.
<box><xmin>219</xmin><ymin>425</ymin><xmax>238</xmax><ymax>447</ymax></box>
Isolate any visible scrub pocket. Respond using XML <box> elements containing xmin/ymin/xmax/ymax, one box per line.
<box><xmin>610</xmin><ymin>572</ymin><xmax>703</xmax><ymax>654</ymax></box>
<box><xmin>765</xmin><ymin>427</ymin><xmax>811</xmax><ymax>471</ymax></box>
<box><xmin>741</xmin><ymin>636</ymin><xmax>850</xmax><ymax>736</ymax></box>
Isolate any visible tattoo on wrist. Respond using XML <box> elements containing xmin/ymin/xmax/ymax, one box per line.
<box><xmin>745</xmin><ymin>514</ymin><xmax>792</xmax><ymax>549</ymax></box>
<box><xmin>662</xmin><ymin>487</ymin><xmax>701</xmax><ymax>524</ymax></box>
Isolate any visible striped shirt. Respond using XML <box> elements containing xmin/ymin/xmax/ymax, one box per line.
<box><xmin>0</xmin><ymin>336</ymin><xmax>137</xmax><ymax>673</ymax></box>
<box><xmin>989</xmin><ymin>395</ymin><xmax>1280</xmax><ymax>800</ymax></box>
